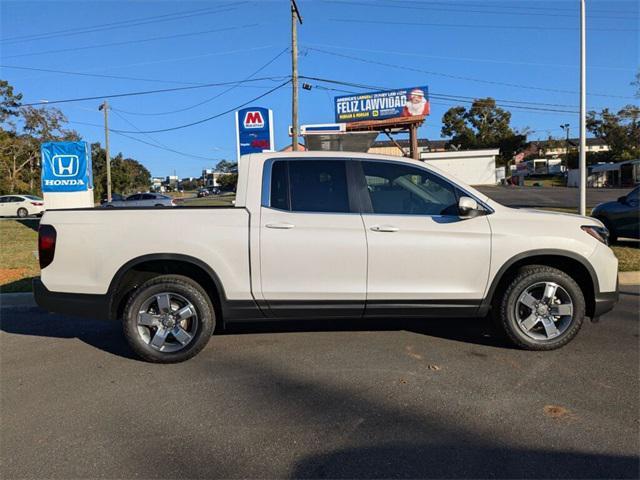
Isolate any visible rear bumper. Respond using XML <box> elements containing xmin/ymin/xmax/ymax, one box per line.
<box><xmin>33</xmin><ymin>278</ymin><xmax>111</xmax><ymax>320</ymax></box>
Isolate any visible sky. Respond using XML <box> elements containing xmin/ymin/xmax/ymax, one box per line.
<box><xmin>1</xmin><ymin>0</ymin><xmax>638</xmax><ymax>178</ymax></box>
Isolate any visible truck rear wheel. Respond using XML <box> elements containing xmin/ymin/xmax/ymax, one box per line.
<box><xmin>496</xmin><ymin>265</ymin><xmax>585</xmax><ymax>350</ymax></box>
<box><xmin>122</xmin><ymin>275</ymin><xmax>215</xmax><ymax>363</ymax></box>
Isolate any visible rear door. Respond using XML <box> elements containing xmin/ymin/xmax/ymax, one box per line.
<box><xmin>259</xmin><ymin>158</ymin><xmax>367</xmax><ymax>317</ymax></box>
<box><xmin>355</xmin><ymin>159</ymin><xmax>492</xmax><ymax>316</ymax></box>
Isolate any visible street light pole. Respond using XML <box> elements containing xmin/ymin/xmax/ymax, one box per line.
<box><xmin>291</xmin><ymin>0</ymin><xmax>303</xmax><ymax>151</ymax></box>
<box><xmin>561</xmin><ymin>123</ymin><xmax>570</xmax><ymax>170</ymax></box>
<box><xmin>579</xmin><ymin>0</ymin><xmax>587</xmax><ymax>215</ymax></box>
<box><xmin>99</xmin><ymin>101</ymin><xmax>112</xmax><ymax>203</ymax></box>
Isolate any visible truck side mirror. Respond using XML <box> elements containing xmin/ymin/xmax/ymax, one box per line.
<box><xmin>617</xmin><ymin>195</ymin><xmax>627</xmax><ymax>204</ymax></box>
<box><xmin>458</xmin><ymin>196</ymin><xmax>480</xmax><ymax>217</ymax></box>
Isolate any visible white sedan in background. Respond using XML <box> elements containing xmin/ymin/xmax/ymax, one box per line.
<box><xmin>0</xmin><ymin>195</ymin><xmax>45</xmax><ymax>218</ymax></box>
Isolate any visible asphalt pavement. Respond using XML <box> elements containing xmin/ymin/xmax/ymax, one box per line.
<box><xmin>476</xmin><ymin>186</ymin><xmax>629</xmax><ymax>209</ymax></box>
<box><xmin>1</xmin><ymin>287</ymin><xmax>639</xmax><ymax>479</ymax></box>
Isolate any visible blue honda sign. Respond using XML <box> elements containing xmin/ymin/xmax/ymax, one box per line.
<box><xmin>41</xmin><ymin>141</ymin><xmax>93</xmax><ymax>192</ymax></box>
<box><xmin>235</xmin><ymin>107</ymin><xmax>274</xmax><ymax>160</ymax></box>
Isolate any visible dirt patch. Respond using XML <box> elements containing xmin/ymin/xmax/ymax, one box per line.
<box><xmin>543</xmin><ymin>405</ymin><xmax>571</xmax><ymax>419</ymax></box>
<box><xmin>0</xmin><ymin>268</ymin><xmax>30</xmax><ymax>284</ymax></box>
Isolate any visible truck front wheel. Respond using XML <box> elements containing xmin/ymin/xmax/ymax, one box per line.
<box><xmin>496</xmin><ymin>265</ymin><xmax>585</xmax><ymax>350</ymax></box>
<box><xmin>122</xmin><ymin>275</ymin><xmax>215</xmax><ymax>363</ymax></box>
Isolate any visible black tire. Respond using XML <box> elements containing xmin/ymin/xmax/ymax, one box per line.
<box><xmin>496</xmin><ymin>265</ymin><xmax>585</xmax><ymax>350</ymax></box>
<box><xmin>122</xmin><ymin>275</ymin><xmax>215</xmax><ymax>363</ymax></box>
<box><xmin>17</xmin><ymin>207</ymin><xmax>28</xmax><ymax>218</ymax></box>
<box><xmin>154</xmin><ymin>204</ymin><xmax>164</xmax><ymax>207</ymax></box>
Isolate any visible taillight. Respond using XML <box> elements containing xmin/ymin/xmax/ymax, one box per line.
<box><xmin>31</xmin><ymin>202</ymin><xmax>43</xmax><ymax>206</ymax></box>
<box><xmin>38</xmin><ymin>224</ymin><xmax>57</xmax><ymax>269</ymax></box>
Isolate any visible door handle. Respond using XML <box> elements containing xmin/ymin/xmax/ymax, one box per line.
<box><xmin>370</xmin><ymin>225</ymin><xmax>399</xmax><ymax>232</ymax></box>
<box><xmin>265</xmin><ymin>222</ymin><xmax>295</xmax><ymax>229</ymax></box>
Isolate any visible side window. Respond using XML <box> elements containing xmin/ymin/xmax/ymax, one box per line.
<box><xmin>362</xmin><ymin>161</ymin><xmax>460</xmax><ymax>216</ymax></box>
<box><xmin>142</xmin><ymin>194</ymin><xmax>156</xmax><ymax>200</ymax></box>
<box><xmin>270</xmin><ymin>160</ymin><xmax>289</xmax><ymax>210</ymax></box>
<box><xmin>289</xmin><ymin>160</ymin><xmax>350</xmax><ymax>213</ymax></box>
<box><xmin>126</xmin><ymin>194</ymin><xmax>141</xmax><ymax>201</ymax></box>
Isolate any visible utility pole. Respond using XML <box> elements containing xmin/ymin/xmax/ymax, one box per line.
<box><xmin>579</xmin><ymin>0</ymin><xmax>587</xmax><ymax>215</ymax></box>
<box><xmin>560</xmin><ymin>123</ymin><xmax>570</xmax><ymax>170</ymax></box>
<box><xmin>291</xmin><ymin>0</ymin><xmax>302</xmax><ymax>151</ymax></box>
<box><xmin>98</xmin><ymin>101</ymin><xmax>112</xmax><ymax>203</ymax></box>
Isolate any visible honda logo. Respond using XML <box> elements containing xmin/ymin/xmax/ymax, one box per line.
<box><xmin>50</xmin><ymin>155</ymin><xmax>79</xmax><ymax>177</ymax></box>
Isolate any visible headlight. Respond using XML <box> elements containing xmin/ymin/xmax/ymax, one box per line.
<box><xmin>581</xmin><ymin>225</ymin><xmax>609</xmax><ymax>245</ymax></box>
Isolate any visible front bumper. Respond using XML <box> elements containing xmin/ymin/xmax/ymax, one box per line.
<box><xmin>592</xmin><ymin>277</ymin><xmax>619</xmax><ymax>320</ymax></box>
<box><xmin>33</xmin><ymin>278</ymin><xmax>111</xmax><ymax>320</ymax></box>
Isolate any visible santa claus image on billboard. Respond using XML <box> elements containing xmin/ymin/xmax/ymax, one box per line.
<box><xmin>402</xmin><ymin>88</ymin><xmax>430</xmax><ymax>116</ymax></box>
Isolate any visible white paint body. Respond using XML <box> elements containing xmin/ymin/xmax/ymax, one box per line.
<box><xmin>39</xmin><ymin>152</ymin><xmax>618</xmax><ymax>303</ymax></box>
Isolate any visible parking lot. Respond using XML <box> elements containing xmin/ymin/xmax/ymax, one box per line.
<box><xmin>1</xmin><ymin>286</ymin><xmax>638</xmax><ymax>478</ymax></box>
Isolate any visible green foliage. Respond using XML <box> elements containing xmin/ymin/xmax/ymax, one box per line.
<box><xmin>441</xmin><ymin>97</ymin><xmax>528</xmax><ymax>166</ymax></box>
<box><xmin>0</xmin><ymin>79</ymin><xmax>151</xmax><ymax>197</ymax></box>
<box><xmin>217</xmin><ymin>173</ymin><xmax>238</xmax><ymax>192</ymax></box>
<box><xmin>91</xmin><ymin>143</ymin><xmax>151</xmax><ymax>201</ymax></box>
<box><xmin>587</xmin><ymin>105</ymin><xmax>640</xmax><ymax>161</ymax></box>
<box><xmin>215</xmin><ymin>160</ymin><xmax>238</xmax><ymax>173</ymax></box>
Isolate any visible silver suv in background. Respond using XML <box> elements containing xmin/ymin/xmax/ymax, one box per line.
<box><xmin>104</xmin><ymin>193</ymin><xmax>175</xmax><ymax>208</ymax></box>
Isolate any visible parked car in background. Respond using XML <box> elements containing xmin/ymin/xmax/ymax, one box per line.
<box><xmin>208</xmin><ymin>187</ymin><xmax>221</xmax><ymax>195</ymax></box>
<box><xmin>592</xmin><ymin>186</ymin><xmax>639</xmax><ymax>242</ymax></box>
<box><xmin>104</xmin><ymin>193</ymin><xmax>175</xmax><ymax>208</ymax></box>
<box><xmin>197</xmin><ymin>188</ymin><xmax>210</xmax><ymax>198</ymax></box>
<box><xmin>100</xmin><ymin>193</ymin><xmax>125</xmax><ymax>205</ymax></box>
<box><xmin>0</xmin><ymin>195</ymin><xmax>45</xmax><ymax>217</ymax></box>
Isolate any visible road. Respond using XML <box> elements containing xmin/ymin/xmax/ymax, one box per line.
<box><xmin>1</xmin><ymin>288</ymin><xmax>639</xmax><ymax>479</ymax></box>
<box><xmin>476</xmin><ymin>186</ymin><xmax>629</xmax><ymax>209</ymax></box>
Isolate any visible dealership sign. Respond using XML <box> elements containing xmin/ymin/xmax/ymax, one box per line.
<box><xmin>235</xmin><ymin>107</ymin><xmax>274</xmax><ymax>160</ymax></box>
<box><xmin>41</xmin><ymin>141</ymin><xmax>93</xmax><ymax>192</ymax></box>
<box><xmin>334</xmin><ymin>86</ymin><xmax>430</xmax><ymax>123</ymax></box>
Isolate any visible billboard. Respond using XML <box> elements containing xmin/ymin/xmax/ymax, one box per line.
<box><xmin>41</xmin><ymin>141</ymin><xmax>93</xmax><ymax>192</ymax></box>
<box><xmin>335</xmin><ymin>86</ymin><xmax>430</xmax><ymax>123</ymax></box>
<box><xmin>235</xmin><ymin>107</ymin><xmax>275</xmax><ymax>160</ymax></box>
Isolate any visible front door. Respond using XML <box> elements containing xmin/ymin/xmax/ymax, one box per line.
<box><xmin>356</xmin><ymin>160</ymin><xmax>492</xmax><ymax>317</ymax></box>
<box><xmin>259</xmin><ymin>158</ymin><xmax>367</xmax><ymax>317</ymax></box>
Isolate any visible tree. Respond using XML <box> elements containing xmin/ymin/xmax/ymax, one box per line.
<box><xmin>215</xmin><ymin>160</ymin><xmax>238</xmax><ymax>173</ymax></box>
<box><xmin>0</xmin><ymin>79</ymin><xmax>22</xmax><ymax>126</ymax></box>
<box><xmin>632</xmin><ymin>70</ymin><xmax>640</xmax><ymax>99</ymax></box>
<box><xmin>441</xmin><ymin>98</ymin><xmax>528</xmax><ymax>167</ymax></box>
<box><xmin>217</xmin><ymin>173</ymin><xmax>238</xmax><ymax>192</ymax></box>
<box><xmin>587</xmin><ymin>105</ymin><xmax>640</xmax><ymax>161</ymax></box>
<box><xmin>91</xmin><ymin>143</ymin><xmax>151</xmax><ymax>201</ymax></box>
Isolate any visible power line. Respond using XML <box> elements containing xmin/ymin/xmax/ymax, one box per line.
<box><xmin>110</xmin><ymin>110</ymin><xmax>222</xmax><ymax>160</ymax></box>
<box><xmin>323</xmin><ymin>0</ymin><xmax>635</xmax><ymax>20</ymax></box>
<box><xmin>20</xmin><ymin>76</ymin><xmax>289</xmax><ymax>106</ymax></box>
<box><xmin>1</xmin><ymin>45</ymin><xmax>278</xmax><ymax>85</ymax></box>
<box><xmin>304</xmin><ymin>47</ymin><xmax>635</xmax><ymax>99</ymax></box>
<box><xmin>4</xmin><ymin>23</ymin><xmax>260</xmax><ymax>59</ymax></box>
<box><xmin>303</xmin><ymin>42</ymin><xmax>633</xmax><ymax>71</ymax></box>
<box><xmin>69</xmin><ymin>118</ymin><xmax>225</xmax><ymax>160</ymax></box>
<box><xmin>328</xmin><ymin>17</ymin><xmax>637</xmax><ymax>32</ymax></box>
<box><xmin>0</xmin><ymin>3</ymin><xmax>243</xmax><ymax>43</ymax></box>
<box><xmin>109</xmin><ymin>80</ymin><xmax>291</xmax><ymax>134</ymax></box>
<box><xmin>302</xmin><ymin>76</ymin><xmax>582</xmax><ymax>113</ymax></box>
<box><xmin>112</xmin><ymin>47</ymin><xmax>290</xmax><ymax>116</ymax></box>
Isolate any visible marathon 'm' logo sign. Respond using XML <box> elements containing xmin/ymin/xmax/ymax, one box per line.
<box><xmin>243</xmin><ymin>111</ymin><xmax>265</xmax><ymax>129</ymax></box>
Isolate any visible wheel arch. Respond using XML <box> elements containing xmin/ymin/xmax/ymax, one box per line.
<box><xmin>484</xmin><ymin>249</ymin><xmax>599</xmax><ymax>318</ymax></box>
<box><xmin>107</xmin><ymin>254</ymin><xmax>227</xmax><ymax>323</ymax></box>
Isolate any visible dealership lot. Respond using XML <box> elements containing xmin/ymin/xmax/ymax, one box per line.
<box><xmin>1</xmin><ymin>286</ymin><xmax>638</xmax><ymax>479</ymax></box>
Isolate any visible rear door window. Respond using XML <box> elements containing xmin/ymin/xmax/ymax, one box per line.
<box><xmin>267</xmin><ymin>159</ymin><xmax>351</xmax><ymax>213</ymax></box>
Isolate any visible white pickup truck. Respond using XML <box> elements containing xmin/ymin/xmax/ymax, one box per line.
<box><xmin>34</xmin><ymin>152</ymin><xmax>619</xmax><ymax>363</ymax></box>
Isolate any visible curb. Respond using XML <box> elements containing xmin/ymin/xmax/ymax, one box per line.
<box><xmin>0</xmin><ymin>271</ymin><xmax>638</xmax><ymax>310</ymax></box>
<box><xmin>618</xmin><ymin>271</ymin><xmax>640</xmax><ymax>286</ymax></box>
